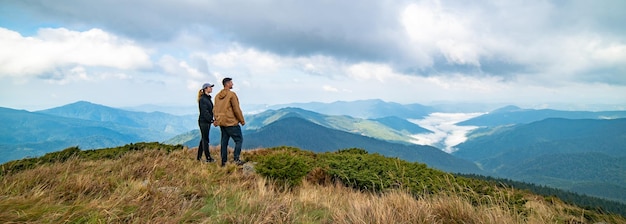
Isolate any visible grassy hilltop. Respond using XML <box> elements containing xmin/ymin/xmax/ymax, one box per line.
<box><xmin>1</xmin><ymin>143</ymin><xmax>624</xmax><ymax>223</ymax></box>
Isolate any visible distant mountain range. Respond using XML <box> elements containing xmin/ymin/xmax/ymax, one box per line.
<box><xmin>269</xmin><ymin>99</ymin><xmax>435</xmax><ymax>119</ymax></box>
<box><xmin>245</xmin><ymin>107</ymin><xmax>432</xmax><ymax>143</ymax></box>
<box><xmin>453</xmin><ymin>118</ymin><xmax>626</xmax><ymax>203</ymax></box>
<box><xmin>457</xmin><ymin>105</ymin><xmax>626</xmax><ymax>127</ymax></box>
<box><xmin>38</xmin><ymin>101</ymin><xmax>197</xmax><ymax>139</ymax></box>
<box><xmin>0</xmin><ymin>101</ymin><xmax>197</xmax><ymax>163</ymax></box>
<box><xmin>0</xmin><ymin>106</ymin><xmax>139</xmax><ymax>163</ymax></box>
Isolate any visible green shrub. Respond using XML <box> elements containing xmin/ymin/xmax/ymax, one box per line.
<box><xmin>249</xmin><ymin>147</ymin><xmax>490</xmax><ymax>199</ymax></box>
<box><xmin>255</xmin><ymin>152</ymin><xmax>313</xmax><ymax>188</ymax></box>
<box><xmin>318</xmin><ymin>149</ymin><xmax>450</xmax><ymax>194</ymax></box>
<box><xmin>42</xmin><ymin>146</ymin><xmax>81</xmax><ymax>163</ymax></box>
<box><xmin>336</xmin><ymin>148</ymin><xmax>369</xmax><ymax>155</ymax></box>
<box><xmin>321</xmin><ymin>152</ymin><xmax>390</xmax><ymax>191</ymax></box>
<box><xmin>249</xmin><ymin>147</ymin><xmax>458</xmax><ymax>195</ymax></box>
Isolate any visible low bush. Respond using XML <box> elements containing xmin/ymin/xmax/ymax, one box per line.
<box><xmin>253</xmin><ymin>147</ymin><xmax>476</xmax><ymax>195</ymax></box>
<box><xmin>255</xmin><ymin>152</ymin><xmax>313</xmax><ymax>188</ymax></box>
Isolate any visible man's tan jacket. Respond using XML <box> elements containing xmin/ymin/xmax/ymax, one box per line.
<box><xmin>213</xmin><ymin>89</ymin><xmax>245</xmax><ymax>127</ymax></box>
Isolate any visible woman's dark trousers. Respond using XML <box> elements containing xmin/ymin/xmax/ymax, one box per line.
<box><xmin>197</xmin><ymin>121</ymin><xmax>212</xmax><ymax>160</ymax></box>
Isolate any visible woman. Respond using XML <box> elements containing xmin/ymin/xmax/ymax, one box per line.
<box><xmin>197</xmin><ymin>83</ymin><xmax>215</xmax><ymax>162</ymax></box>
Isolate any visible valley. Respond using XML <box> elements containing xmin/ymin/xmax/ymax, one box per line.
<box><xmin>408</xmin><ymin>112</ymin><xmax>484</xmax><ymax>153</ymax></box>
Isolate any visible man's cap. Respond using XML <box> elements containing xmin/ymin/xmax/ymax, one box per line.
<box><xmin>202</xmin><ymin>83</ymin><xmax>214</xmax><ymax>89</ymax></box>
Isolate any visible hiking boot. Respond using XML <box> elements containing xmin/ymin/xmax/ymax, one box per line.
<box><xmin>234</xmin><ymin>160</ymin><xmax>245</xmax><ymax>166</ymax></box>
<box><xmin>205</xmin><ymin>158</ymin><xmax>215</xmax><ymax>163</ymax></box>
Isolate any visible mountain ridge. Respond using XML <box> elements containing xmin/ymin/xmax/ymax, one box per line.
<box><xmin>0</xmin><ymin>106</ymin><xmax>142</xmax><ymax>163</ymax></box>
<box><xmin>245</xmin><ymin>107</ymin><xmax>430</xmax><ymax>144</ymax></box>
<box><xmin>0</xmin><ymin>102</ymin><xmax>197</xmax><ymax>163</ymax></box>
<box><xmin>457</xmin><ymin>107</ymin><xmax>626</xmax><ymax>126</ymax></box>
<box><xmin>453</xmin><ymin>118</ymin><xmax>626</xmax><ymax>203</ymax></box>
<box><xmin>269</xmin><ymin>99</ymin><xmax>435</xmax><ymax>119</ymax></box>
<box><xmin>37</xmin><ymin>101</ymin><xmax>197</xmax><ymax>136</ymax></box>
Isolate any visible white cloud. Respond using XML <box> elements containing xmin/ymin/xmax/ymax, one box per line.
<box><xmin>294</xmin><ymin>55</ymin><xmax>343</xmax><ymax>78</ymax></box>
<box><xmin>346</xmin><ymin>62</ymin><xmax>413</xmax><ymax>83</ymax></box>
<box><xmin>592</xmin><ymin>42</ymin><xmax>626</xmax><ymax>63</ymax></box>
<box><xmin>398</xmin><ymin>0</ymin><xmax>626</xmax><ymax>85</ymax></box>
<box><xmin>43</xmin><ymin>66</ymin><xmax>131</xmax><ymax>84</ymax></box>
<box><xmin>0</xmin><ymin>27</ymin><xmax>151</xmax><ymax>78</ymax></box>
<box><xmin>410</xmin><ymin>112</ymin><xmax>483</xmax><ymax>153</ymax></box>
<box><xmin>401</xmin><ymin>1</ymin><xmax>481</xmax><ymax>66</ymax></box>
<box><xmin>206</xmin><ymin>46</ymin><xmax>282</xmax><ymax>72</ymax></box>
<box><xmin>1</xmin><ymin>1</ymin><xmax>625</xmax><ymax>111</ymax></box>
<box><xmin>322</xmin><ymin>85</ymin><xmax>339</xmax><ymax>92</ymax></box>
<box><xmin>158</xmin><ymin>55</ymin><xmax>207</xmax><ymax>80</ymax></box>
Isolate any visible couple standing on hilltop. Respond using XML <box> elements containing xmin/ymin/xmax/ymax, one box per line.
<box><xmin>197</xmin><ymin>77</ymin><xmax>245</xmax><ymax>167</ymax></box>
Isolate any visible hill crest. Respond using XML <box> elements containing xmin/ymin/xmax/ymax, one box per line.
<box><xmin>457</xmin><ymin>108</ymin><xmax>626</xmax><ymax>127</ymax></box>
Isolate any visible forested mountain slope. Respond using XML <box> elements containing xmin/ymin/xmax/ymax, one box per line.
<box><xmin>453</xmin><ymin>118</ymin><xmax>626</xmax><ymax>203</ymax></box>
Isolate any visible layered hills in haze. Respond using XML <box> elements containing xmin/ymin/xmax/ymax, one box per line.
<box><xmin>245</xmin><ymin>107</ymin><xmax>432</xmax><ymax>143</ymax></box>
<box><xmin>38</xmin><ymin>101</ymin><xmax>197</xmax><ymax>139</ymax></box>
<box><xmin>0</xmin><ymin>101</ymin><xmax>196</xmax><ymax>163</ymax></box>
<box><xmin>454</xmin><ymin>118</ymin><xmax>626</xmax><ymax>203</ymax></box>
<box><xmin>268</xmin><ymin>99</ymin><xmax>435</xmax><ymax>119</ymax></box>
<box><xmin>0</xmin><ymin>107</ymin><xmax>139</xmax><ymax>163</ymax></box>
<box><xmin>457</xmin><ymin>105</ymin><xmax>626</xmax><ymax>126</ymax></box>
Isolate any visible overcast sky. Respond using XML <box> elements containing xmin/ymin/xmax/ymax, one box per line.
<box><xmin>1</xmin><ymin>0</ymin><xmax>625</xmax><ymax>111</ymax></box>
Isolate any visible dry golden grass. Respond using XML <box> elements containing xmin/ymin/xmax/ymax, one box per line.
<box><xmin>1</xmin><ymin>147</ymin><xmax>624</xmax><ymax>223</ymax></box>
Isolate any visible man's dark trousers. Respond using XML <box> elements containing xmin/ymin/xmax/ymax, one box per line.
<box><xmin>219</xmin><ymin>125</ymin><xmax>243</xmax><ymax>165</ymax></box>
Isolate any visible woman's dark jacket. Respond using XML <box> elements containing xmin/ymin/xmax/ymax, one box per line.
<box><xmin>198</xmin><ymin>94</ymin><xmax>214</xmax><ymax>123</ymax></box>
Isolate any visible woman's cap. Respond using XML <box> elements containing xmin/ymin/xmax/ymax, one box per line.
<box><xmin>202</xmin><ymin>83</ymin><xmax>214</xmax><ymax>89</ymax></box>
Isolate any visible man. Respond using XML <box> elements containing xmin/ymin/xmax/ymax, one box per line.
<box><xmin>213</xmin><ymin>77</ymin><xmax>245</xmax><ymax>166</ymax></box>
